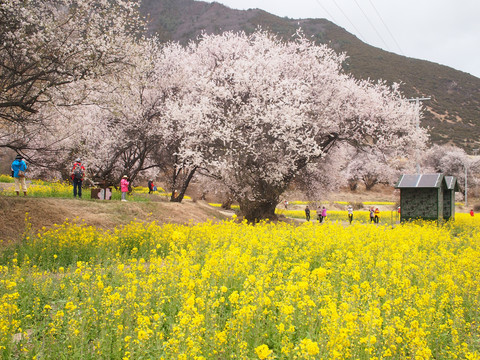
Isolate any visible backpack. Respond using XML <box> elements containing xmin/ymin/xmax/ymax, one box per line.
<box><xmin>73</xmin><ymin>164</ymin><xmax>83</xmax><ymax>180</ymax></box>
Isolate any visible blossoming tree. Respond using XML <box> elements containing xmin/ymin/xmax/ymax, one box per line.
<box><xmin>344</xmin><ymin>151</ymin><xmax>400</xmax><ymax>191</ymax></box>
<box><xmin>0</xmin><ymin>0</ymin><xmax>143</xmax><ymax>151</ymax></box>
<box><xmin>39</xmin><ymin>39</ymin><xmax>187</xmax><ymax>186</ymax></box>
<box><xmin>171</xmin><ymin>30</ymin><xmax>427</xmax><ymax>221</ymax></box>
<box><xmin>421</xmin><ymin>144</ymin><xmax>480</xmax><ymax>194</ymax></box>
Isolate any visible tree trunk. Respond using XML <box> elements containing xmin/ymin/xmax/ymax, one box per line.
<box><xmin>239</xmin><ymin>198</ymin><xmax>279</xmax><ymax>223</ymax></box>
<box><xmin>170</xmin><ymin>167</ymin><xmax>197</xmax><ymax>203</ymax></box>
<box><xmin>348</xmin><ymin>179</ymin><xmax>358</xmax><ymax>191</ymax></box>
<box><xmin>363</xmin><ymin>175</ymin><xmax>378</xmax><ymax>191</ymax></box>
<box><xmin>221</xmin><ymin>195</ymin><xmax>234</xmax><ymax>210</ymax></box>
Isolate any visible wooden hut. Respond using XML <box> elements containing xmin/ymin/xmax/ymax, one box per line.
<box><xmin>395</xmin><ymin>174</ymin><xmax>452</xmax><ymax>222</ymax></box>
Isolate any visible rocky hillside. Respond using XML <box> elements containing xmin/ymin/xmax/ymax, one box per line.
<box><xmin>139</xmin><ymin>0</ymin><xmax>480</xmax><ymax>151</ymax></box>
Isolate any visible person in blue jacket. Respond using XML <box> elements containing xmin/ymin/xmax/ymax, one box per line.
<box><xmin>11</xmin><ymin>154</ymin><xmax>28</xmax><ymax>196</ymax></box>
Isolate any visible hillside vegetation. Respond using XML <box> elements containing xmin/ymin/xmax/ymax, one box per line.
<box><xmin>139</xmin><ymin>0</ymin><xmax>480</xmax><ymax>151</ymax></box>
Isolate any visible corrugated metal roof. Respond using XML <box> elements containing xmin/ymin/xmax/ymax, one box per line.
<box><xmin>395</xmin><ymin>174</ymin><xmax>444</xmax><ymax>188</ymax></box>
<box><xmin>444</xmin><ymin>176</ymin><xmax>459</xmax><ymax>191</ymax></box>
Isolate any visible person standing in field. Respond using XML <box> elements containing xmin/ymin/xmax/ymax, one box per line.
<box><xmin>71</xmin><ymin>158</ymin><xmax>85</xmax><ymax>199</ymax></box>
<box><xmin>148</xmin><ymin>179</ymin><xmax>155</xmax><ymax>194</ymax></box>
<box><xmin>305</xmin><ymin>206</ymin><xmax>310</xmax><ymax>221</ymax></box>
<box><xmin>470</xmin><ymin>209</ymin><xmax>474</xmax><ymax>217</ymax></box>
<box><xmin>11</xmin><ymin>154</ymin><xmax>27</xmax><ymax>196</ymax></box>
<box><xmin>320</xmin><ymin>206</ymin><xmax>327</xmax><ymax>223</ymax></box>
<box><xmin>120</xmin><ymin>175</ymin><xmax>130</xmax><ymax>202</ymax></box>
<box><xmin>370</xmin><ymin>207</ymin><xmax>375</xmax><ymax>223</ymax></box>
<box><xmin>374</xmin><ymin>208</ymin><xmax>380</xmax><ymax>224</ymax></box>
<box><xmin>347</xmin><ymin>205</ymin><xmax>353</xmax><ymax>224</ymax></box>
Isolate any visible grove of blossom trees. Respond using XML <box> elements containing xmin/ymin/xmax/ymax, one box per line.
<box><xmin>1</xmin><ymin>0</ymin><xmax>429</xmax><ymax>221</ymax></box>
<box><xmin>421</xmin><ymin>145</ymin><xmax>480</xmax><ymax>195</ymax></box>
<box><xmin>0</xmin><ymin>0</ymin><xmax>144</xmax><ymax>155</ymax></box>
<box><xmin>344</xmin><ymin>150</ymin><xmax>399</xmax><ymax>191</ymax></box>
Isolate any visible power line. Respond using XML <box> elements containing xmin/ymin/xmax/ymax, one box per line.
<box><xmin>313</xmin><ymin>0</ymin><xmax>340</xmax><ymax>27</ymax></box>
<box><xmin>329</xmin><ymin>0</ymin><xmax>368</xmax><ymax>43</ymax></box>
<box><xmin>351</xmin><ymin>0</ymin><xmax>391</xmax><ymax>51</ymax></box>
<box><xmin>313</xmin><ymin>0</ymin><xmax>405</xmax><ymax>57</ymax></box>
<box><xmin>366</xmin><ymin>0</ymin><xmax>405</xmax><ymax>55</ymax></box>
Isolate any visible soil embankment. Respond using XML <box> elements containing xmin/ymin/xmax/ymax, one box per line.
<box><xmin>0</xmin><ymin>196</ymin><xmax>229</xmax><ymax>243</ymax></box>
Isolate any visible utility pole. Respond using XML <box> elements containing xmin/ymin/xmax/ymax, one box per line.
<box><xmin>465</xmin><ymin>163</ymin><xmax>468</xmax><ymax>208</ymax></box>
<box><xmin>408</xmin><ymin>97</ymin><xmax>431</xmax><ymax>174</ymax></box>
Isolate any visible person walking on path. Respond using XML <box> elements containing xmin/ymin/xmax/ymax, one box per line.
<box><xmin>347</xmin><ymin>205</ymin><xmax>353</xmax><ymax>224</ymax></box>
<box><xmin>305</xmin><ymin>206</ymin><xmax>310</xmax><ymax>221</ymax></box>
<box><xmin>71</xmin><ymin>158</ymin><xmax>85</xmax><ymax>199</ymax></box>
<box><xmin>11</xmin><ymin>154</ymin><xmax>27</xmax><ymax>196</ymax></box>
<box><xmin>369</xmin><ymin>207</ymin><xmax>375</xmax><ymax>223</ymax></box>
<box><xmin>374</xmin><ymin>208</ymin><xmax>380</xmax><ymax>224</ymax></box>
<box><xmin>120</xmin><ymin>175</ymin><xmax>130</xmax><ymax>202</ymax></box>
<box><xmin>320</xmin><ymin>206</ymin><xmax>327</xmax><ymax>223</ymax></box>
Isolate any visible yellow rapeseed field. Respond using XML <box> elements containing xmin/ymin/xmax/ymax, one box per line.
<box><xmin>0</xmin><ymin>181</ymin><xmax>177</xmax><ymax>201</ymax></box>
<box><xmin>1</xmin><ymin>214</ymin><xmax>479</xmax><ymax>359</ymax></box>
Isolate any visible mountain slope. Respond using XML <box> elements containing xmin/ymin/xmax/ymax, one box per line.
<box><xmin>139</xmin><ymin>0</ymin><xmax>480</xmax><ymax>150</ymax></box>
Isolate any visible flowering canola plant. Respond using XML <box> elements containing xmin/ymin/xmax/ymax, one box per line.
<box><xmin>0</xmin><ymin>181</ymin><xmax>175</xmax><ymax>201</ymax></box>
<box><xmin>1</xmin><ymin>217</ymin><xmax>479</xmax><ymax>359</ymax></box>
<box><xmin>0</xmin><ymin>180</ymin><xmax>73</xmax><ymax>198</ymax></box>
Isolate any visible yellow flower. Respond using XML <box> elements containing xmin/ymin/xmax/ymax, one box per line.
<box><xmin>255</xmin><ymin>344</ymin><xmax>272</xmax><ymax>360</ymax></box>
<box><xmin>138</xmin><ymin>330</ymin><xmax>149</xmax><ymax>340</ymax></box>
<box><xmin>300</xmin><ymin>338</ymin><xmax>320</xmax><ymax>355</ymax></box>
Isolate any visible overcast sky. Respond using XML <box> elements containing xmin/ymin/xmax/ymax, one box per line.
<box><xmin>208</xmin><ymin>0</ymin><xmax>480</xmax><ymax>78</ymax></box>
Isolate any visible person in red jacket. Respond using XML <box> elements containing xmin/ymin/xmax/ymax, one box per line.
<box><xmin>71</xmin><ymin>158</ymin><xmax>85</xmax><ymax>199</ymax></box>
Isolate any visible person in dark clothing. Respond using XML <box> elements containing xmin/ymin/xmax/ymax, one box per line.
<box><xmin>347</xmin><ymin>205</ymin><xmax>353</xmax><ymax>224</ymax></box>
<box><xmin>317</xmin><ymin>206</ymin><xmax>322</xmax><ymax>223</ymax></box>
<box><xmin>71</xmin><ymin>158</ymin><xmax>85</xmax><ymax>199</ymax></box>
<box><xmin>305</xmin><ymin>206</ymin><xmax>311</xmax><ymax>221</ymax></box>
<box><xmin>148</xmin><ymin>179</ymin><xmax>155</xmax><ymax>194</ymax></box>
